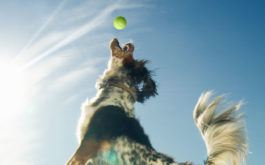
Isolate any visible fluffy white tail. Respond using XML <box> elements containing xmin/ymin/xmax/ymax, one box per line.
<box><xmin>193</xmin><ymin>91</ymin><xmax>248</xmax><ymax>165</ymax></box>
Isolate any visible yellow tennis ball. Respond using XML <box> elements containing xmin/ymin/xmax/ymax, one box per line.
<box><xmin>113</xmin><ymin>16</ymin><xmax>127</xmax><ymax>30</ymax></box>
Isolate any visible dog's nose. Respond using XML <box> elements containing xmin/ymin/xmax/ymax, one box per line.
<box><xmin>110</xmin><ymin>38</ymin><xmax>121</xmax><ymax>50</ymax></box>
<box><xmin>111</xmin><ymin>38</ymin><xmax>119</xmax><ymax>46</ymax></box>
<box><xmin>112</xmin><ymin>38</ymin><xmax>118</xmax><ymax>45</ymax></box>
<box><xmin>113</xmin><ymin>38</ymin><xmax>118</xmax><ymax>42</ymax></box>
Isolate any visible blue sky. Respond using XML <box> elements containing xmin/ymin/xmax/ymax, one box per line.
<box><xmin>0</xmin><ymin>0</ymin><xmax>264</xmax><ymax>164</ymax></box>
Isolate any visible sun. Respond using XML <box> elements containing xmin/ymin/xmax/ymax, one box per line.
<box><xmin>0</xmin><ymin>60</ymin><xmax>28</xmax><ymax>118</ymax></box>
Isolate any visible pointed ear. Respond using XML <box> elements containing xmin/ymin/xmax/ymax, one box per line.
<box><xmin>137</xmin><ymin>75</ymin><xmax>158</xmax><ymax>103</ymax></box>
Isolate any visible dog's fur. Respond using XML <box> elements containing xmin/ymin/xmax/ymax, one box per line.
<box><xmin>66</xmin><ymin>39</ymin><xmax>248</xmax><ymax>165</ymax></box>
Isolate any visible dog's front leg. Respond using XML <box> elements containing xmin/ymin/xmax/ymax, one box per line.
<box><xmin>66</xmin><ymin>138</ymin><xmax>102</xmax><ymax>165</ymax></box>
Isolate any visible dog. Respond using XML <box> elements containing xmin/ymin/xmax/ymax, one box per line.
<box><xmin>66</xmin><ymin>38</ymin><xmax>248</xmax><ymax>165</ymax></box>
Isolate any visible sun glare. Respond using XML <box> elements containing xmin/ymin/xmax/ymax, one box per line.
<box><xmin>0</xmin><ymin>61</ymin><xmax>28</xmax><ymax>119</ymax></box>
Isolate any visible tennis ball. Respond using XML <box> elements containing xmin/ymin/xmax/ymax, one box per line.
<box><xmin>113</xmin><ymin>16</ymin><xmax>127</xmax><ymax>30</ymax></box>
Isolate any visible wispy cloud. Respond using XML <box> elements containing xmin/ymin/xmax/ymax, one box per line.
<box><xmin>0</xmin><ymin>1</ymin><xmax>149</xmax><ymax>164</ymax></box>
<box><xmin>17</xmin><ymin>0</ymin><xmax>148</xmax><ymax>99</ymax></box>
<box><xmin>49</xmin><ymin>66</ymin><xmax>95</xmax><ymax>92</ymax></box>
<box><xmin>21</xmin><ymin>3</ymin><xmax>119</xmax><ymax>70</ymax></box>
<box><xmin>19</xmin><ymin>1</ymin><xmax>148</xmax><ymax>70</ymax></box>
<box><xmin>19</xmin><ymin>30</ymin><xmax>72</xmax><ymax>63</ymax></box>
<box><xmin>15</xmin><ymin>0</ymin><xmax>67</xmax><ymax>59</ymax></box>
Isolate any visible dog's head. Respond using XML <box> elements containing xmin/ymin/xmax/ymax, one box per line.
<box><xmin>108</xmin><ymin>38</ymin><xmax>157</xmax><ymax>103</ymax></box>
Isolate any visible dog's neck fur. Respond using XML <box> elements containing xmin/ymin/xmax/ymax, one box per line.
<box><xmin>78</xmin><ymin>76</ymin><xmax>136</xmax><ymax>142</ymax></box>
<box><xmin>91</xmin><ymin>86</ymin><xmax>135</xmax><ymax>118</ymax></box>
<box><xmin>91</xmin><ymin>66</ymin><xmax>136</xmax><ymax>118</ymax></box>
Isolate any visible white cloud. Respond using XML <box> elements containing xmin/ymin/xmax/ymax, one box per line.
<box><xmin>22</xmin><ymin>3</ymin><xmax>119</xmax><ymax>70</ymax></box>
<box><xmin>0</xmin><ymin>1</ymin><xmax>150</xmax><ymax>164</ymax></box>
<box><xmin>20</xmin><ymin>1</ymin><xmax>148</xmax><ymax>70</ymax></box>
<box><xmin>20</xmin><ymin>30</ymin><xmax>72</xmax><ymax>62</ymax></box>
<box><xmin>63</xmin><ymin>92</ymin><xmax>84</xmax><ymax>105</ymax></box>
<box><xmin>49</xmin><ymin>66</ymin><xmax>95</xmax><ymax>92</ymax></box>
<box><xmin>16</xmin><ymin>0</ymin><xmax>67</xmax><ymax>60</ymax></box>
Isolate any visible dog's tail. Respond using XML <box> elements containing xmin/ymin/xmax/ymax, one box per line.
<box><xmin>193</xmin><ymin>91</ymin><xmax>248</xmax><ymax>165</ymax></box>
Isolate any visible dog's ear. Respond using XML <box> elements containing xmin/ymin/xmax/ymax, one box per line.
<box><xmin>125</xmin><ymin>60</ymin><xmax>157</xmax><ymax>103</ymax></box>
<box><xmin>136</xmin><ymin>75</ymin><xmax>157</xmax><ymax>103</ymax></box>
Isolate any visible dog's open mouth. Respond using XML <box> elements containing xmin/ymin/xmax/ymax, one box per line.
<box><xmin>122</xmin><ymin>44</ymin><xmax>130</xmax><ymax>53</ymax></box>
<box><xmin>122</xmin><ymin>43</ymin><xmax>134</xmax><ymax>53</ymax></box>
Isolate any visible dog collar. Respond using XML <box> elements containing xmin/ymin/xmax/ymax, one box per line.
<box><xmin>108</xmin><ymin>82</ymin><xmax>137</xmax><ymax>101</ymax></box>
